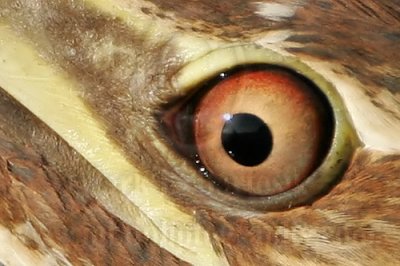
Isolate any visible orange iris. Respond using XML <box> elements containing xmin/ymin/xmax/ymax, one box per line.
<box><xmin>192</xmin><ymin>68</ymin><xmax>332</xmax><ymax>196</ymax></box>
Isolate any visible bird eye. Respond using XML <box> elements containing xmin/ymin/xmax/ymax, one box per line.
<box><xmin>160</xmin><ymin>45</ymin><xmax>358</xmax><ymax>210</ymax></box>
<box><xmin>164</xmin><ymin>65</ymin><xmax>333</xmax><ymax>196</ymax></box>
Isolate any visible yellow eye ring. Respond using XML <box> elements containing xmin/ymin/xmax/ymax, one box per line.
<box><xmin>162</xmin><ymin>45</ymin><xmax>359</xmax><ymax>211</ymax></box>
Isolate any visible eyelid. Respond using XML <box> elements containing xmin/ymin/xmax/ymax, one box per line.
<box><xmin>173</xmin><ymin>45</ymin><xmax>323</xmax><ymax>93</ymax></box>
<box><xmin>166</xmin><ymin>45</ymin><xmax>361</xmax><ymax>211</ymax></box>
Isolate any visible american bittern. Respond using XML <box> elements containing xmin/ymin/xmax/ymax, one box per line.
<box><xmin>0</xmin><ymin>1</ymin><xmax>399</xmax><ymax>265</ymax></box>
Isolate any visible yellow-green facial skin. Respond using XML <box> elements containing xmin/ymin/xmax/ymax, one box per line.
<box><xmin>0</xmin><ymin>1</ymin><xmax>399</xmax><ymax>265</ymax></box>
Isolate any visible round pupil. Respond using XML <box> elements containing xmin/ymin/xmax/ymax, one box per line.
<box><xmin>221</xmin><ymin>113</ymin><xmax>273</xmax><ymax>167</ymax></box>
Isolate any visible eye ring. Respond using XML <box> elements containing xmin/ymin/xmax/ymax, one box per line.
<box><xmin>161</xmin><ymin>45</ymin><xmax>359</xmax><ymax>211</ymax></box>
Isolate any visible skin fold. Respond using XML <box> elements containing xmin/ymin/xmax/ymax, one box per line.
<box><xmin>0</xmin><ymin>0</ymin><xmax>399</xmax><ymax>265</ymax></box>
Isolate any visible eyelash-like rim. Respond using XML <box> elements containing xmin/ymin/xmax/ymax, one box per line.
<box><xmin>167</xmin><ymin>44</ymin><xmax>360</xmax><ymax>210</ymax></box>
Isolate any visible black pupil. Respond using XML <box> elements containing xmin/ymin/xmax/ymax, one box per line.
<box><xmin>221</xmin><ymin>113</ymin><xmax>273</xmax><ymax>167</ymax></box>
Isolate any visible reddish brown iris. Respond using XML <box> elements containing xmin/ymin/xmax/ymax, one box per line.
<box><xmin>192</xmin><ymin>68</ymin><xmax>332</xmax><ymax>196</ymax></box>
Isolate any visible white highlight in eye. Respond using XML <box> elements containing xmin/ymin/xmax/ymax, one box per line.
<box><xmin>254</xmin><ymin>2</ymin><xmax>300</xmax><ymax>22</ymax></box>
<box><xmin>223</xmin><ymin>113</ymin><xmax>233</xmax><ymax>121</ymax></box>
